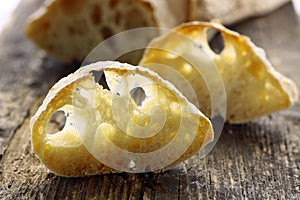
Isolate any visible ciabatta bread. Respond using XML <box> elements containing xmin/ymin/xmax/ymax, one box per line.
<box><xmin>25</xmin><ymin>0</ymin><xmax>289</xmax><ymax>62</ymax></box>
<box><xmin>139</xmin><ymin>21</ymin><xmax>298</xmax><ymax>123</ymax></box>
<box><xmin>25</xmin><ymin>0</ymin><xmax>187</xmax><ymax>63</ymax></box>
<box><xmin>31</xmin><ymin>61</ymin><xmax>213</xmax><ymax>176</ymax></box>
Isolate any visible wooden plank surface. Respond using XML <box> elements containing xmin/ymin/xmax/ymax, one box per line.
<box><xmin>0</xmin><ymin>0</ymin><xmax>299</xmax><ymax>199</ymax></box>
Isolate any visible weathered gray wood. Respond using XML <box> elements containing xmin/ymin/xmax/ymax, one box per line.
<box><xmin>0</xmin><ymin>1</ymin><xmax>299</xmax><ymax>199</ymax></box>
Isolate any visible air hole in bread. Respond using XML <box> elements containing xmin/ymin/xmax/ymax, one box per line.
<box><xmin>68</xmin><ymin>26</ymin><xmax>75</xmax><ymax>35</ymax></box>
<box><xmin>125</xmin><ymin>8</ymin><xmax>147</xmax><ymax>29</ymax></box>
<box><xmin>92</xmin><ymin>70</ymin><xmax>110</xmax><ymax>91</ymax></box>
<box><xmin>91</xmin><ymin>5</ymin><xmax>102</xmax><ymax>25</ymax></box>
<box><xmin>60</xmin><ymin>0</ymin><xmax>82</xmax><ymax>16</ymax></box>
<box><xmin>101</xmin><ymin>26</ymin><xmax>113</xmax><ymax>40</ymax></box>
<box><xmin>115</xmin><ymin>11</ymin><xmax>121</xmax><ymax>25</ymax></box>
<box><xmin>46</xmin><ymin>110</ymin><xmax>66</xmax><ymax>135</ymax></box>
<box><xmin>207</xmin><ymin>28</ymin><xmax>224</xmax><ymax>54</ymax></box>
<box><xmin>68</xmin><ymin>20</ymin><xmax>87</xmax><ymax>35</ymax></box>
<box><xmin>130</xmin><ymin>87</ymin><xmax>146</xmax><ymax>106</ymax></box>
<box><xmin>109</xmin><ymin>0</ymin><xmax>119</xmax><ymax>9</ymax></box>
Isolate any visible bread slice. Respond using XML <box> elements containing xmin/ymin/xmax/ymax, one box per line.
<box><xmin>25</xmin><ymin>0</ymin><xmax>289</xmax><ymax>63</ymax></box>
<box><xmin>30</xmin><ymin>61</ymin><xmax>213</xmax><ymax>176</ymax></box>
<box><xmin>25</xmin><ymin>0</ymin><xmax>188</xmax><ymax>63</ymax></box>
<box><xmin>139</xmin><ymin>21</ymin><xmax>298</xmax><ymax>123</ymax></box>
<box><xmin>190</xmin><ymin>0</ymin><xmax>290</xmax><ymax>25</ymax></box>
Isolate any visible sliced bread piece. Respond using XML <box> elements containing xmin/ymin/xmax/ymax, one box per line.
<box><xmin>25</xmin><ymin>0</ymin><xmax>289</xmax><ymax>63</ymax></box>
<box><xmin>30</xmin><ymin>61</ymin><xmax>213</xmax><ymax>176</ymax></box>
<box><xmin>139</xmin><ymin>21</ymin><xmax>298</xmax><ymax>123</ymax></box>
<box><xmin>25</xmin><ymin>0</ymin><xmax>187</xmax><ymax>63</ymax></box>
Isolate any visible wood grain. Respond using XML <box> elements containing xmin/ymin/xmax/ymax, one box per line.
<box><xmin>0</xmin><ymin>1</ymin><xmax>299</xmax><ymax>199</ymax></box>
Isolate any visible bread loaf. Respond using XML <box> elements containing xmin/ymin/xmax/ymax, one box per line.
<box><xmin>25</xmin><ymin>0</ymin><xmax>289</xmax><ymax>62</ymax></box>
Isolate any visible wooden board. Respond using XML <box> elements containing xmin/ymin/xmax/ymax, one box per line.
<box><xmin>0</xmin><ymin>0</ymin><xmax>299</xmax><ymax>199</ymax></box>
